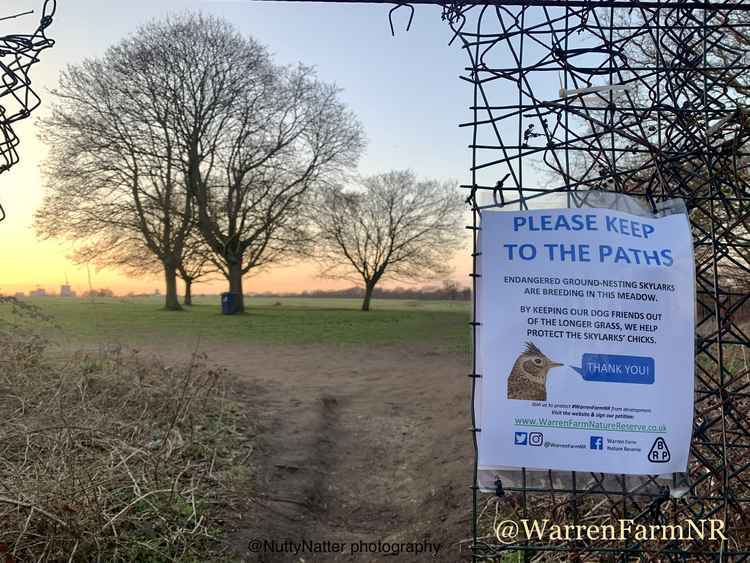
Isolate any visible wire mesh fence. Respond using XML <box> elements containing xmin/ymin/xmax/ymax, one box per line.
<box><xmin>0</xmin><ymin>0</ymin><xmax>56</xmax><ymax>222</ymax></box>
<box><xmin>441</xmin><ymin>0</ymin><xmax>750</xmax><ymax>560</ymax></box>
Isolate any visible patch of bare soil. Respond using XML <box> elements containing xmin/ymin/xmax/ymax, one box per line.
<box><xmin>153</xmin><ymin>342</ymin><xmax>473</xmax><ymax>562</ymax></box>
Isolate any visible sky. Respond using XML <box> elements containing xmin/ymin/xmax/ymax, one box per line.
<box><xmin>0</xmin><ymin>0</ymin><xmax>477</xmax><ymax>296</ymax></box>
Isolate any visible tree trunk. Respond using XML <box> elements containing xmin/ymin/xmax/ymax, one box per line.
<box><xmin>228</xmin><ymin>260</ymin><xmax>245</xmax><ymax>313</ymax></box>
<box><xmin>183</xmin><ymin>279</ymin><xmax>192</xmax><ymax>306</ymax></box>
<box><xmin>164</xmin><ymin>262</ymin><xmax>182</xmax><ymax>311</ymax></box>
<box><xmin>361</xmin><ymin>282</ymin><xmax>375</xmax><ymax>312</ymax></box>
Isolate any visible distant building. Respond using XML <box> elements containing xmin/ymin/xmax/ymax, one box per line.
<box><xmin>60</xmin><ymin>274</ymin><xmax>76</xmax><ymax>297</ymax></box>
<box><xmin>30</xmin><ymin>287</ymin><xmax>47</xmax><ymax>297</ymax></box>
<box><xmin>14</xmin><ymin>292</ymin><xmax>25</xmax><ymax>298</ymax></box>
<box><xmin>60</xmin><ymin>284</ymin><xmax>76</xmax><ymax>297</ymax></box>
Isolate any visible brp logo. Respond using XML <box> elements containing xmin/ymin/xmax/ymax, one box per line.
<box><xmin>529</xmin><ymin>432</ymin><xmax>543</xmax><ymax>446</ymax></box>
<box><xmin>648</xmin><ymin>437</ymin><xmax>670</xmax><ymax>462</ymax></box>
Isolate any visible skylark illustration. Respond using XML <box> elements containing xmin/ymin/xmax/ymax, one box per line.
<box><xmin>506</xmin><ymin>342</ymin><xmax>563</xmax><ymax>401</ymax></box>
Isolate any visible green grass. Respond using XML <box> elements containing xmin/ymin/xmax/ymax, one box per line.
<box><xmin>9</xmin><ymin>296</ymin><xmax>471</xmax><ymax>349</ymax></box>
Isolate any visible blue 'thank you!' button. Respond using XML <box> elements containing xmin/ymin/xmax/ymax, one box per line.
<box><xmin>571</xmin><ymin>354</ymin><xmax>655</xmax><ymax>385</ymax></box>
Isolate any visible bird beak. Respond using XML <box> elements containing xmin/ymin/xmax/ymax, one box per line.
<box><xmin>550</xmin><ymin>361</ymin><xmax>563</xmax><ymax>368</ymax></box>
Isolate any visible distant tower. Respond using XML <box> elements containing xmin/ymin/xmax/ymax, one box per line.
<box><xmin>60</xmin><ymin>273</ymin><xmax>75</xmax><ymax>297</ymax></box>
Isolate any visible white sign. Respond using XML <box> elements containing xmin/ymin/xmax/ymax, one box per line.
<box><xmin>476</xmin><ymin>207</ymin><xmax>695</xmax><ymax>475</ymax></box>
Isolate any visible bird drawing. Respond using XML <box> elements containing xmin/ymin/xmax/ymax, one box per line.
<box><xmin>506</xmin><ymin>342</ymin><xmax>563</xmax><ymax>401</ymax></box>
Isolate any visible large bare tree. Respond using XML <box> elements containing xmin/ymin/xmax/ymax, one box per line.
<box><xmin>311</xmin><ymin>170</ymin><xmax>465</xmax><ymax>311</ymax></box>
<box><xmin>159</xmin><ymin>14</ymin><xmax>364</xmax><ymax>313</ymax></box>
<box><xmin>35</xmin><ymin>36</ymin><xmax>195</xmax><ymax>310</ymax></box>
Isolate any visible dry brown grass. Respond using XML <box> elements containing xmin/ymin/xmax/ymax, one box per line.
<box><xmin>0</xmin><ymin>298</ymin><xmax>254</xmax><ymax>562</ymax></box>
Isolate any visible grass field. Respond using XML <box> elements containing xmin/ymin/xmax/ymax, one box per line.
<box><xmin>9</xmin><ymin>295</ymin><xmax>471</xmax><ymax>349</ymax></box>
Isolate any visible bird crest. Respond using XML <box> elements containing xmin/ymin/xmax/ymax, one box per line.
<box><xmin>524</xmin><ymin>341</ymin><xmax>543</xmax><ymax>356</ymax></box>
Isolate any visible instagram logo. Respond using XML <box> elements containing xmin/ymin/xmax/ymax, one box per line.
<box><xmin>529</xmin><ymin>432</ymin><xmax>543</xmax><ymax>446</ymax></box>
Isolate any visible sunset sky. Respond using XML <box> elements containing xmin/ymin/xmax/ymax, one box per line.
<box><xmin>0</xmin><ymin>0</ymin><xmax>478</xmax><ymax>296</ymax></box>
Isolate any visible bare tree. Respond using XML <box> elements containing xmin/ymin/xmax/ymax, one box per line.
<box><xmin>311</xmin><ymin>170</ymin><xmax>466</xmax><ymax>311</ymax></box>
<box><xmin>177</xmin><ymin>233</ymin><xmax>219</xmax><ymax>306</ymax></box>
<box><xmin>148</xmin><ymin>14</ymin><xmax>365</xmax><ymax>313</ymax></box>
<box><xmin>34</xmin><ymin>37</ymin><xmax>195</xmax><ymax>310</ymax></box>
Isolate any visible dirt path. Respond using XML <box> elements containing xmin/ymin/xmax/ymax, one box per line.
<box><xmin>157</xmin><ymin>341</ymin><xmax>474</xmax><ymax>562</ymax></box>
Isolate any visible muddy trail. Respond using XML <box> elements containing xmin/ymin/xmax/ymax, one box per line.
<box><xmin>176</xmin><ymin>342</ymin><xmax>474</xmax><ymax>562</ymax></box>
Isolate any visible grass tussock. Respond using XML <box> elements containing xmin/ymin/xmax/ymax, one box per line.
<box><xmin>0</xmin><ymin>298</ymin><xmax>254</xmax><ymax>562</ymax></box>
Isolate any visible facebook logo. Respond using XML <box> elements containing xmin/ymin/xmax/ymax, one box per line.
<box><xmin>514</xmin><ymin>432</ymin><xmax>528</xmax><ymax>445</ymax></box>
<box><xmin>590</xmin><ymin>436</ymin><xmax>604</xmax><ymax>450</ymax></box>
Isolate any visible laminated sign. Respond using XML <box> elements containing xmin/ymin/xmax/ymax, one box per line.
<box><xmin>476</xmin><ymin>207</ymin><xmax>695</xmax><ymax>475</ymax></box>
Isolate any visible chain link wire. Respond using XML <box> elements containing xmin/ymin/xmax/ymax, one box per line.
<box><xmin>0</xmin><ymin>0</ymin><xmax>56</xmax><ymax>222</ymax></box>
